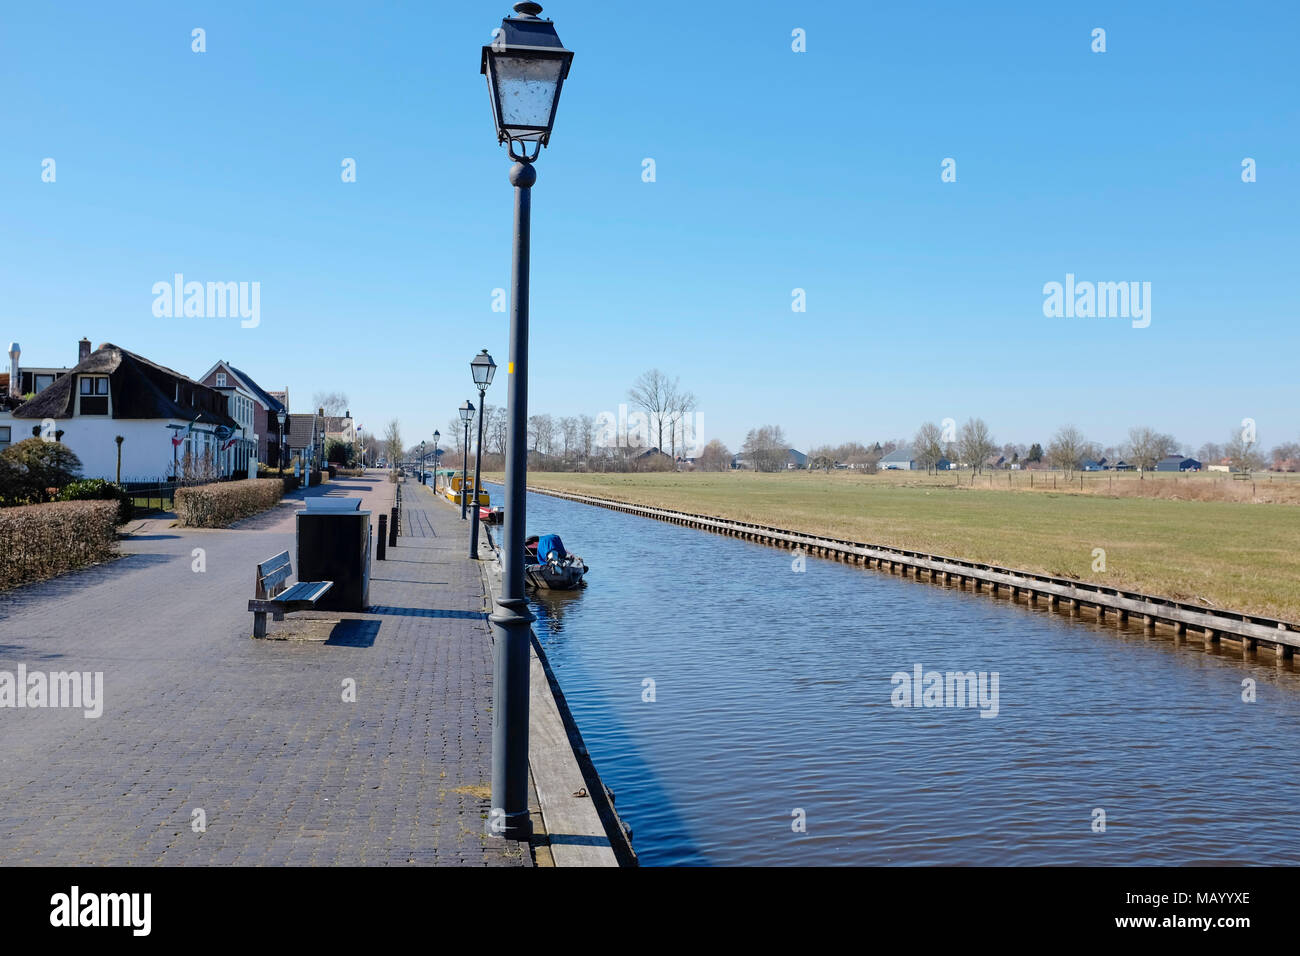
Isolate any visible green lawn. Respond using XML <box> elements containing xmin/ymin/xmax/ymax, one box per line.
<box><xmin>508</xmin><ymin>471</ymin><xmax>1300</xmax><ymax>622</ymax></box>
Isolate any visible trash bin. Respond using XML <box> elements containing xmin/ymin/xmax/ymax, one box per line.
<box><xmin>296</xmin><ymin>497</ymin><xmax>371</xmax><ymax>611</ymax></box>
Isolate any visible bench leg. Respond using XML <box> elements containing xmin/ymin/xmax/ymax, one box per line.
<box><xmin>253</xmin><ymin>611</ymin><xmax>267</xmax><ymax>639</ymax></box>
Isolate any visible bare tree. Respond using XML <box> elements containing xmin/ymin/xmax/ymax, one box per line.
<box><xmin>913</xmin><ymin>422</ymin><xmax>944</xmax><ymax>474</ymax></box>
<box><xmin>314</xmin><ymin>391</ymin><xmax>350</xmax><ymax>418</ymax></box>
<box><xmin>742</xmin><ymin>425</ymin><xmax>788</xmax><ymax>472</ymax></box>
<box><xmin>1197</xmin><ymin>442</ymin><xmax>1224</xmax><ymax>466</ymax></box>
<box><xmin>667</xmin><ymin>386</ymin><xmax>698</xmax><ymax>459</ymax></box>
<box><xmin>578</xmin><ymin>414</ymin><xmax>595</xmax><ymax>459</ymax></box>
<box><xmin>560</xmin><ymin>416</ymin><xmax>578</xmax><ymax>459</ymax></box>
<box><xmin>1046</xmin><ymin>424</ymin><xmax>1090</xmax><ymax>475</ymax></box>
<box><xmin>697</xmin><ymin>439</ymin><xmax>731</xmax><ymax>471</ymax></box>
<box><xmin>383</xmin><ymin>419</ymin><xmax>403</xmax><ymax>470</ymax></box>
<box><xmin>628</xmin><ymin>369</ymin><xmax>674</xmax><ymax>453</ymax></box>
<box><xmin>1270</xmin><ymin>441</ymin><xmax>1300</xmax><ymax>470</ymax></box>
<box><xmin>958</xmin><ymin>418</ymin><xmax>996</xmax><ymax>474</ymax></box>
<box><xmin>1225</xmin><ymin>426</ymin><xmax>1264</xmax><ymax>473</ymax></box>
<box><xmin>1125</xmin><ymin>426</ymin><xmax>1177</xmax><ymax>472</ymax></box>
<box><xmin>448</xmin><ymin>416</ymin><xmax>466</xmax><ymax>463</ymax></box>
<box><xmin>528</xmin><ymin>414</ymin><xmax>555</xmax><ymax>455</ymax></box>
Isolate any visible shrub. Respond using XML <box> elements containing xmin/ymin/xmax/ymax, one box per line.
<box><xmin>0</xmin><ymin>438</ymin><xmax>84</xmax><ymax>504</ymax></box>
<box><xmin>0</xmin><ymin>500</ymin><xmax>119</xmax><ymax>590</ymax></box>
<box><xmin>57</xmin><ymin>478</ymin><xmax>135</xmax><ymax>524</ymax></box>
<box><xmin>334</xmin><ymin>467</ymin><xmax>365</xmax><ymax>478</ymax></box>
<box><xmin>174</xmin><ymin>478</ymin><xmax>285</xmax><ymax>528</ymax></box>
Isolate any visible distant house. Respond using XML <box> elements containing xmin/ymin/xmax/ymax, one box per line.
<box><xmin>4</xmin><ymin>342</ymin><xmax>237</xmax><ymax>480</ymax></box>
<box><xmin>1108</xmin><ymin>459</ymin><xmax>1136</xmax><ymax>471</ymax></box>
<box><xmin>984</xmin><ymin>454</ymin><xmax>1007</xmax><ymax>470</ymax></box>
<box><xmin>198</xmin><ymin>361</ymin><xmax>288</xmax><ymax>467</ymax></box>
<box><xmin>1155</xmin><ymin>455</ymin><xmax>1201</xmax><ymax>472</ymax></box>
<box><xmin>284</xmin><ymin>412</ymin><xmax>323</xmax><ymax>467</ymax></box>
<box><xmin>786</xmin><ymin>448</ymin><xmax>807</xmax><ymax>469</ymax></box>
<box><xmin>879</xmin><ymin>447</ymin><xmax>916</xmax><ymax>470</ymax></box>
<box><xmin>1081</xmin><ymin>458</ymin><xmax>1104</xmax><ymax>472</ymax></box>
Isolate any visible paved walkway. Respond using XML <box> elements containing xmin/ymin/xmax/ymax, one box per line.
<box><xmin>0</xmin><ymin>473</ymin><xmax>529</xmax><ymax>866</ymax></box>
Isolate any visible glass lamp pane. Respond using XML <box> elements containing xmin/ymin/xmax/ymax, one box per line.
<box><xmin>494</xmin><ymin>55</ymin><xmax>563</xmax><ymax>138</ymax></box>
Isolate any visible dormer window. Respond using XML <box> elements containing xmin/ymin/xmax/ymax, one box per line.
<box><xmin>79</xmin><ymin>375</ymin><xmax>109</xmax><ymax>415</ymax></box>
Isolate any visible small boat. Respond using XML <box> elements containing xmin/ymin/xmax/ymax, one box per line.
<box><xmin>440</xmin><ymin>472</ymin><xmax>489</xmax><ymax>509</ymax></box>
<box><xmin>523</xmin><ymin>533</ymin><xmax>588</xmax><ymax>590</ymax></box>
<box><xmin>479</xmin><ymin>505</ymin><xmax>504</xmax><ymax>525</ymax></box>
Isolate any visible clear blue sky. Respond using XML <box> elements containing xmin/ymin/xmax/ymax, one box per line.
<box><xmin>2</xmin><ymin>1</ymin><xmax>1296</xmax><ymax>454</ymax></box>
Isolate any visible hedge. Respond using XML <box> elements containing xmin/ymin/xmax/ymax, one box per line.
<box><xmin>0</xmin><ymin>500</ymin><xmax>119</xmax><ymax>590</ymax></box>
<box><xmin>174</xmin><ymin>478</ymin><xmax>285</xmax><ymax>528</ymax></box>
<box><xmin>57</xmin><ymin>478</ymin><xmax>134</xmax><ymax>525</ymax></box>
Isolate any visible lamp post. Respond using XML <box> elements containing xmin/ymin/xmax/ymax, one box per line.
<box><xmin>458</xmin><ymin>399</ymin><xmax>475</xmax><ymax>519</ymax></box>
<box><xmin>420</xmin><ymin>440</ymin><xmax>426</xmax><ymax>484</ymax></box>
<box><xmin>277</xmin><ymin>409</ymin><xmax>286</xmax><ymax>471</ymax></box>
<box><xmin>481</xmin><ymin>0</ymin><xmax>573</xmax><ymax>842</ymax></box>
<box><xmin>432</xmin><ymin>430</ymin><xmax>440</xmax><ymax>492</ymax></box>
<box><xmin>469</xmin><ymin>349</ymin><xmax>497</xmax><ymax>558</ymax></box>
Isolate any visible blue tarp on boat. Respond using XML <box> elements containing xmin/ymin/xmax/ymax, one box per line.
<box><xmin>536</xmin><ymin>533</ymin><xmax>566</xmax><ymax>561</ymax></box>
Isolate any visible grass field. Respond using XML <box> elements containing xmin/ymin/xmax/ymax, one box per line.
<box><xmin>503</xmin><ymin>470</ymin><xmax>1300</xmax><ymax>622</ymax></box>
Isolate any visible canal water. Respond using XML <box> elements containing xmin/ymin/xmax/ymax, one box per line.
<box><xmin>496</xmin><ymin>485</ymin><xmax>1300</xmax><ymax>866</ymax></box>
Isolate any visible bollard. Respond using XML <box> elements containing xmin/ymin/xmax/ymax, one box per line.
<box><xmin>389</xmin><ymin>507</ymin><xmax>398</xmax><ymax>547</ymax></box>
<box><xmin>377</xmin><ymin>514</ymin><xmax>387</xmax><ymax>560</ymax></box>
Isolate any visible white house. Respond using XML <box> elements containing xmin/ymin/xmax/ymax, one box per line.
<box><xmin>3</xmin><ymin>343</ymin><xmax>239</xmax><ymax>481</ymax></box>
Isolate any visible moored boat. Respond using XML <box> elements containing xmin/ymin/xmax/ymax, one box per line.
<box><xmin>523</xmin><ymin>533</ymin><xmax>588</xmax><ymax>590</ymax></box>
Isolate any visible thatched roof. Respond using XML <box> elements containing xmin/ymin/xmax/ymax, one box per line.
<box><xmin>11</xmin><ymin>343</ymin><xmax>236</xmax><ymax>427</ymax></box>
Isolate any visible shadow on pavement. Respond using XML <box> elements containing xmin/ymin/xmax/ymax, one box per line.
<box><xmin>324</xmin><ymin>619</ymin><xmax>381</xmax><ymax>647</ymax></box>
<box><xmin>365</xmin><ymin>606</ymin><xmax>484</xmax><ymax>621</ymax></box>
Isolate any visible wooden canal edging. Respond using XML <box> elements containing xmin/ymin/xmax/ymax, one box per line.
<box><xmin>529</xmin><ymin>487</ymin><xmax>1300</xmax><ymax>664</ymax></box>
<box><xmin>462</xmin><ymin>487</ymin><xmax>634</xmax><ymax>867</ymax></box>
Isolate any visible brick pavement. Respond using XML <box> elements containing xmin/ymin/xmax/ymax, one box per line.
<box><xmin>0</xmin><ymin>473</ymin><xmax>529</xmax><ymax>866</ymax></box>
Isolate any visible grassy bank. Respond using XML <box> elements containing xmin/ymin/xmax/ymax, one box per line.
<box><xmin>503</xmin><ymin>471</ymin><xmax>1300</xmax><ymax>622</ymax></box>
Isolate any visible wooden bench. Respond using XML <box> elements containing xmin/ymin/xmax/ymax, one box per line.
<box><xmin>248</xmin><ymin>550</ymin><xmax>333</xmax><ymax>638</ymax></box>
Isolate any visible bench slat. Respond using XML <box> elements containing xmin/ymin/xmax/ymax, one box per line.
<box><xmin>277</xmin><ymin>580</ymin><xmax>333</xmax><ymax>604</ymax></box>
<box><xmin>257</xmin><ymin>551</ymin><xmax>291</xmax><ymax>575</ymax></box>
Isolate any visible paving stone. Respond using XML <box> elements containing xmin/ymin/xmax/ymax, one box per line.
<box><xmin>0</xmin><ymin>474</ymin><xmax>529</xmax><ymax>867</ymax></box>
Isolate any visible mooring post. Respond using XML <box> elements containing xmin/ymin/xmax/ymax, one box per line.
<box><xmin>389</xmin><ymin>508</ymin><xmax>398</xmax><ymax>547</ymax></box>
<box><xmin>377</xmin><ymin>514</ymin><xmax>387</xmax><ymax>560</ymax></box>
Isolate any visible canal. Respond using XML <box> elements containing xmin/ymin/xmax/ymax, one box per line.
<box><xmin>497</xmin><ymin>485</ymin><xmax>1300</xmax><ymax>866</ymax></box>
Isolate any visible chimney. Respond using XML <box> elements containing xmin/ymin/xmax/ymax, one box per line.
<box><xmin>78</xmin><ymin>337</ymin><xmax>91</xmax><ymax>363</ymax></box>
<box><xmin>7</xmin><ymin>342</ymin><xmax>19</xmax><ymax>398</ymax></box>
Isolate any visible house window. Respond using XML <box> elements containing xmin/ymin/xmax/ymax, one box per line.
<box><xmin>216</xmin><ymin>372</ymin><xmax>227</xmax><ymax>387</ymax></box>
<box><xmin>34</xmin><ymin>374</ymin><xmax>55</xmax><ymax>393</ymax></box>
<box><xmin>0</xmin><ymin>426</ymin><xmax>10</xmax><ymax>451</ymax></box>
<box><xmin>78</xmin><ymin>375</ymin><xmax>109</xmax><ymax>415</ymax></box>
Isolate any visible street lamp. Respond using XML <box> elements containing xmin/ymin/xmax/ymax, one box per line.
<box><xmin>459</xmin><ymin>399</ymin><xmax>475</xmax><ymax>519</ymax></box>
<box><xmin>468</xmin><ymin>349</ymin><xmax>497</xmax><ymax>558</ymax></box>
<box><xmin>420</xmin><ymin>440</ymin><xmax>426</xmax><ymax>484</ymax></box>
<box><xmin>432</xmin><ymin>430</ymin><xmax>440</xmax><ymax>493</ymax></box>
<box><xmin>481</xmin><ymin>0</ymin><xmax>573</xmax><ymax>842</ymax></box>
<box><xmin>277</xmin><ymin>409</ymin><xmax>286</xmax><ymax>470</ymax></box>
